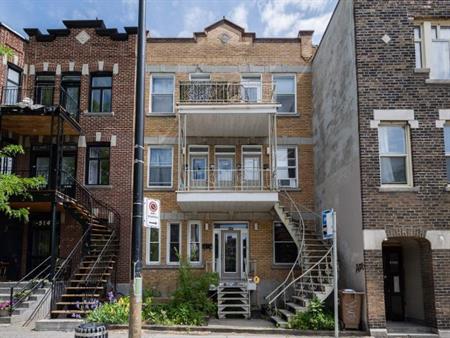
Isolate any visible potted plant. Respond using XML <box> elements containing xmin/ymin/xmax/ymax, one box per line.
<box><xmin>14</xmin><ymin>289</ymin><xmax>31</xmax><ymax>302</ymax></box>
<box><xmin>0</xmin><ymin>301</ymin><xmax>11</xmax><ymax>317</ymax></box>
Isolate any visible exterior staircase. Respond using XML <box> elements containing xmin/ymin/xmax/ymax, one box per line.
<box><xmin>266</xmin><ymin>191</ymin><xmax>334</xmax><ymax>328</ymax></box>
<box><xmin>217</xmin><ymin>281</ymin><xmax>250</xmax><ymax>319</ymax></box>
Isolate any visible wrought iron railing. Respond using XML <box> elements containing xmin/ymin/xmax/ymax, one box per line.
<box><xmin>179</xmin><ymin>168</ymin><xmax>276</xmax><ymax>191</ymax></box>
<box><xmin>0</xmin><ymin>86</ymin><xmax>79</xmax><ymax>120</ymax></box>
<box><xmin>179</xmin><ymin>81</ymin><xmax>276</xmax><ymax>104</ymax></box>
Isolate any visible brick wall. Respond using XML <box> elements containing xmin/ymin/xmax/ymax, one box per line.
<box><xmin>0</xmin><ymin>24</ymin><xmax>26</xmax><ymax>92</ymax></box>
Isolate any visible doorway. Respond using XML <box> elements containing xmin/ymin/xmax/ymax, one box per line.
<box><xmin>383</xmin><ymin>246</ymin><xmax>404</xmax><ymax>321</ymax></box>
<box><xmin>221</xmin><ymin>231</ymin><xmax>240</xmax><ymax>279</ymax></box>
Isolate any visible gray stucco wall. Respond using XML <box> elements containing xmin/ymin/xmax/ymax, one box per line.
<box><xmin>312</xmin><ymin>0</ymin><xmax>365</xmax><ymax>294</ymax></box>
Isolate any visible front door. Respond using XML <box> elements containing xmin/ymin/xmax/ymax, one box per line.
<box><xmin>383</xmin><ymin>246</ymin><xmax>404</xmax><ymax>321</ymax></box>
<box><xmin>221</xmin><ymin>230</ymin><xmax>241</xmax><ymax>280</ymax></box>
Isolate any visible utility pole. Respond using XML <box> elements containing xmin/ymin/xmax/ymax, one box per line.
<box><xmin>129</xmin><ymin>0</ymin><xmax>146</xmax><ymax>337</ymax></box>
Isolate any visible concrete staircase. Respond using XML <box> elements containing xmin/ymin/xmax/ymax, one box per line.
<box><xmin>217</xmin><ymin>281</ymin><xmax>250</xmax><ymax>319</ymax></box>
<box><xmin>0</xmin><ymin>281</ymin><xmax>51</xmax><ymax>325</ymax></box>
<box><xmin>266</xmin><ymin>193</ymin><xmax>333</xmax><ymax>328</ymax></box>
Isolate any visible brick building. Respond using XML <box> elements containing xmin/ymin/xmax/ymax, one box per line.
<box><xmin>313</xmin><ymin>0</ymin><xmax>450</xmax><ymax>336</ymax></box>
<box><xmin>0</xmin><ymin>20</ymin><xmax>136</xmax><ymax>317</ymax></box>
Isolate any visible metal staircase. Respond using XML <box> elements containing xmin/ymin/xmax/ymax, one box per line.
<box><xmin>217</xmin><ymin>281</ymin><xmax>250</xmax><ymax>319</ymax></box>
<box><xmin>266</xmin><ymin>191</ymin><xmax>334</xmax><ymax>328</ymax></box>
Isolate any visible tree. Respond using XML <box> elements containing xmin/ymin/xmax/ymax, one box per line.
<box><xmin>0</xmin><ymin>145</ymin><xmax>46</xmax><ymax>221</ymax></box>
<box><xmin>0</xmin><ymin>43</ymin><xmax>14</xmax><ymax>58</ymax></box>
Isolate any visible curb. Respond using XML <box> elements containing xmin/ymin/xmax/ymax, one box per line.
<box><xmin>107</xmin><ymin>324</ymin><xmax>369</xmax><ymax>336</ymax></box>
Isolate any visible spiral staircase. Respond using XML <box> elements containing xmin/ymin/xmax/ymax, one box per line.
<box><xmin>266</xmin><ymin>191</ymin><xmax>334</xmax><ymax>328</ymax></box>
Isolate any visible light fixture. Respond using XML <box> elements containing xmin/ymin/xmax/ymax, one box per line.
<box><xmin>205</xmin><ymin>223</ymin><xmax>209</xmax><ymax>231</ymax></box>
<box><xmin>254</xmin><ymin>223</ymin><xmax>259</xmax><ymax>231</ymax></box>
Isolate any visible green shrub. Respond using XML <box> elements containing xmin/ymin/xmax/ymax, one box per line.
<box><xmin>288</xmin><ymin>297</ymin><xmax>334</xmax><ymax>330</ymax></box>
<box><xmin>87</xmin><ymin>297</ymin><xmax>130</xmax><ymax>324</ymax></box>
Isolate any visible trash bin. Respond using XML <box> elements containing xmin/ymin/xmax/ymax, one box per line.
<box><xmin>339</xmin><ymin>289</ymin><xmax>364</xmax><ymax>330</ymax></box>
<box><xmin>75</xmin><ymin>323</ymin><xmax>108</xmax><ymax>338</ymax></box>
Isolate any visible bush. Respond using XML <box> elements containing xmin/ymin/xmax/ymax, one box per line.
<box><xmin>288</xmin><ymin>297</ymin><xmax>334</xmax><ymax>330</ymax></box>
<box><xmin>86</xmin><ymin>296</ymin><xmax>130</xmax><ymax>324</ymax></box>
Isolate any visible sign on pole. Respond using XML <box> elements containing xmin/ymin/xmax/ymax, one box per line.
<box><xmin>143</xmin><ymin>198</ymin><xmax>160</xmax><ymax>228</ymax></box>
<box><xmin>322</xmin><ymin>209</ymin><xmax>335</xmax><ymax>240</ymax></box>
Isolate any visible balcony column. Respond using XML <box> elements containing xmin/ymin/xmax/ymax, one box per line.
<box><xmin>177</xmin><ymin>113</ymin><xmax>188</xmax><ymax>191</ymax></box>
<box><xmin>268</xmin><ymin>113</ymin><xmax>278</xmax><ymax>190</ymax></box>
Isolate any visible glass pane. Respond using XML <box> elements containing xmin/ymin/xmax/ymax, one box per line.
<box><xmin>63</xmin><ymin>86</ymin><xmax>79</xmax><ymax>115</ymax></box>
<box><xmin>102</xmin><ymin>89</ymin><xmax>112</xmax><ymax>112</ymax></box>
<box><xmin>224</xmin><ymin>233</ymin><xmax>237</xmax><ymax>272</ymax></box>
<box><xmin>190</xmin><ymin>243</ymin><xmax>200</xmax><ymax>262</ymax></box>
<box><xmin>149</xmin><ymin>167</ymin><xmax>171</xmax><ymax>186</ymax></box>
<box><xmin>150</xmin><ymin>243</ymin><xmax>159</xmax><ymax>262</ymax></box>
<box><xmin>150</xmin><ymin>148</ymin><xmax>172</xmax><ymax>166</ymax></box>
<box><xmin>92</xmin><ymin>76</ymin><xmax>112</xmax><ymax>87</ymax></box>
<box><xmin>445</xmin><ymin>126</ymin><xmax>450</xmax><ymax>153</ymax></box>
<box><xmin>169</xmin><ymin>243</ymin><xmax>179</xmax><ymax>262</ymax></box>
<box><xmin>35</xmin><ymin>157</ymin><xmax>49</xmax><ymax>181</ymax></box>
<box><xmin>431</xmin><ymin>26</ymin><xmax>438</xmax><ymax>39</ymax></box>
<box><xmin>99</xmin><ymin>159</ymin><xmax>110</xmax><ymax>185</ymax></box>
<box><xmin>91</xmin><ymin>89</ymin><xmax>101</xmax><ymax>112</ymax></box>
<box><xmin>152</xmin><ymin>94</ymin><xmax>173</xmax><ymax>113</ymax></box>
<box><xmin>380</xmin><ymin>157</ymin><xmax>407</xmax><ymax>184</ymax></box>
<box><xmin>430</xmin><ymin>41</ymin><xmax>450</xmax><ymax>79</ymax></box>
<box><xmin>274</xmin><ymin>76</ymin><xmax>295</xmax><ymax>94</ymax></box>
<box><xmin>440</xmin><ymin>27</ymin><xmax>450</xmax><ymax>40</ymax></box>
<box><xmin>277</xmin><ymin>148</ymin><xmax>288</xmax><ymax>167</ymax></box>
<box><xmin>170</xmin><ymin>224</ymin><xmax>180</xmax><ymax>242</ymax></box>
<box><xmin>7</xmin><ymin>68</ymin><xmax>20</xmax><ymax>84</ymax></box>
<box><xmin>415</xmin><ymin>42</ymin><xmax>422</xmax><ymax>68</ymax></box>
<box><xmin>192</xmin><ymin>158</ymin><xmax>206</xmax><ymax>180</ymax></box>
<box><xmin>191</xmin><ymin>73</ymin><xmax>210</xmax><ymax>81</ymax></box>
<box><xmin>88</xmin><ymin>161</ymin><xmax>98</xmax><ymax>185</ymax></box>
<box><xmin>414</xmin><ymin>27</ymin><xmax>421</xmax><ymax>40</ymax></box>
<box><xmin>150</xmin><ymin>228</ymin><xmax>159</xmax><ymax>242</ymax></box>
<box><xmin>446</xmin><ymin>157</ymin><xmax>450</xmax><ymax>183</ymax></box>
<box><xmin>89</xmin><ymin>147</ymin><xmax>100</xmax><ymax>158</ymax></box>
<box><xmin>275</xmin><ymin>243</ymin><xmax>298</xmax><ymax>263</ymax></box>
<box><xmin>274</xmin><ymin>223</ymin><xmax>294</xmax><ymax>241</ymax></box>
<box><xmin>61</xmin><ymin>157</ymin><xmax>75</xmax><ymax>185</ymax></box>
<box><xmin>243</xmin><ymin>87</ymin><xmax>258</xmax><ymax>102</ymax></box>
<box><xmin>153</xmin><ymin>77</ymin><xmax>174</xmax><ymax>94</ymax></box>
<box><xmin>379</xmin><ymin>126</ymin><xmax>406</xmax><ymax>154</ymax></box>
<box><xmin>276</xmin><ymin>94</ymin><xmax>295</xmax><ymax>113</ymax></box>
<box><xmin>190</xmin><ymin>224</ymin><xmax>199</xmax><ymax>242</ymax></box>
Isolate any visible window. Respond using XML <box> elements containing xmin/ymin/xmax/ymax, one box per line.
<box><xmin>188</xmin><ymin>222</ymin><xmax>202</xmax><ymax>264</ymax></box>
<box><xmin>444</xmin><ymin>125</ymin><xmax>450</xmax><ymax>183</ymax></box>
<box><xmin>273</xmin><ymin>75</ymin><xmax>296</xmax><ymax>113</ymax></box>
<box><xmin>190</xmin><ymin>73</ymin><xmax>210</xmax><ymax>81</ymax></box>
<box><xmin>430</xmin><ymin>25</ymin><xmax>450</xmax><ymax>79</ymax></box>
<box><xmin>86</xmin><ymin>144</ymin><xmax>110</xmax><ymax>185</ymax></box>
<box><xmin>273</xmin><ymin>222</ymin><xmax>298</xmax><ymax>264</ymax></box>
<box><xmin>148</xmin><ymin>147</ymin><xmax>173</xmax><ymax>187</ymax></box>
<box><xmin>167</xmin><ymin>223</ymin><xmax>181</xmax><ymax>264</ymax></box>
<box><xmin>61</xmin><ymin>74</ymin><xmax>80</xmax><ymax>117</ymax></box>
<box><xmin>414</xmin><ymin>26</ymin><xmax>423</xmax><ymax>68</ymax></box>
<box><xmin>147</xmin><ymin>227</ymin><xmax>160</xmax><ymax>264</ymax></box>
<box><xmin>35</xmin><ymin>74</ymin><xmax>55</xmax><ymax>106</ymax></box>
<box><xmin>0</xmin><ymin>156</ymin><xmax>13</xmax><ymax>174</ymax></box>
<box><xmin>151</xmin><ymin>75</ymin><xmax>174</xmax><ymax>113</ymax></box>
<box><xmin>378</xmin><ymin>125</ymin><xmax>411</xmax><ymax>185</ymax></box>
<box><xmin>4</xmin><ymin>66</ymin><xmax>21</xmax><ymax>104</ymax></box>
<box><xmin>90</xmin><ymin>74</ymin><xmax>112</xmax><ymax>112</ymax></box>
<box><xmin>241</xmin><ymin>75</ymin><xmax>261</xmax><ymax>102</ymax></box>
<box><xmin>277</xmin><ymin>146</ymin><xmax>298</xmax><ymax>188</ymax></box>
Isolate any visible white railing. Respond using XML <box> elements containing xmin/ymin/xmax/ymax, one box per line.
<box><xmin>179</xmin><ymin>168</ymin><xmax>276</xmax><ymax>191</ymax></box>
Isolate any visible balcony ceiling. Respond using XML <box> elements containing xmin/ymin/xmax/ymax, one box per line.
<box><xmin>1</xmin><ymin>115</ymin><xmax>80</xmax><ymax>136</ymax></box>
<box><xmin>177</xmin><ymin>191</ymin><xmax>279</xmax><ymax>212</ymax></box>
<box><xmin>178</xmin><ymin>103</ymin><xmax>278</xmax><ymax>137</ymax></box>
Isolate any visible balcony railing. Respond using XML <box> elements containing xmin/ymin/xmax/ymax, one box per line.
<box><xmin>1</xmin><ymin>86</ymin><xmax>79</xmax><ymax>120</ymax></box>
<box><xmin>179</xmin><ymin>168</ymin><xmax>276</xmax><ymax>191</ymax></box>
<box><xmin>179</xmin><ymin>81</ymin><xmax>276</xmax><ymax>104</ymax></box>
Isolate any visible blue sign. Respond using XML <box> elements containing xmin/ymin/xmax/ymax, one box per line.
<box><xmin>322</xmin><ymin>209</ymin><xmax>335</xmax><ymax>240</ymax></box>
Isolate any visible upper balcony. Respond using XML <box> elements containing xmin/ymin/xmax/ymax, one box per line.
<box><xmin>177</xmin><ymin>81</ymin><xmax>280</xmax><ymax>137</ymax></box>
<box><xmin>0</xmin><ymin>85</ymin><xmax>81</xmax><ymax>137</ymax></box>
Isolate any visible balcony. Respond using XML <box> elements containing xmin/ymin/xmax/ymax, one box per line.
<box><xmin>177</xmin><ymin>81</ymin><xmax>279</xmax><ymax>137</ymax></box>
<box><xmin>0</xmin><ymin>86</ymin><xmax>81</xmax><ymax>137</ymax></box>
<box><xmin>177</xmin><ymin>168</ymin><xmax>279</xmax><ymax>212</ymax></box>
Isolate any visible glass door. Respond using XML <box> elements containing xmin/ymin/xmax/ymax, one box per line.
<box><xmin>61</xmin><ymin>75</ymin><xmax>80</xmax><ymax>118</ymax></box>
<box><xmin>216</xmin><ymin>157</ymin><xmax>234</xmax><ymax>189</ymax></box>
<box><xmin>221</xmin><ymin>230</ymin><xmax>241</xmax><ymax>280</ymax></box>
<box><xmin>61</xmin><ymin>156</ymin><xmax>76</xmax><ymax>196</ymax></box>
<box><xmin>34</xmin><ymin>157</ymin><xmax>50</xmax><ymax>187</ymax></box>
<box><xmin>190</xmin><ymin>156</ymin><xmax>208</xmax><ymax>189</ymax></box>
<box><xmin>242</xmin><ymin>155</ymin><xmax>261</xmax><ymax>189</ymax></box>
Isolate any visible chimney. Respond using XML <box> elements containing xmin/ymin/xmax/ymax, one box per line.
<box><xmin>299</xmin><ymin>30</ymin><xmax>314</xmax><ymax>61</ymax></box>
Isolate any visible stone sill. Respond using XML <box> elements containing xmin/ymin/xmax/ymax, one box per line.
<box><xmin>146</xmin><ymin>112</ymin><xmax>176</xmax><ymax>117</ymax></box>
<box><xmin>143</xmin><ymin>264</ymin><xmax>205</xmax><ymax>270</ymax></box>
<box><xmin>145</xmin><ymin>187</ymin><xmax>175</xmax><ymax>192</ymax></box>
<box><xmin>86</xmin><ymin>185</ymin><xmax>113</xmax><ymax>189</ymax></box>
<box><xmin>414</xmin><ymin>68</ymin><xmax>430</xmax><ymax>74</ymax></box>
<box><xmin>425</xmin><ymin>79</ymin><xmax>450</xmax><ymax>84</ymax></box>
<box><xmin>83</xmin><ymin>112</ymin><xmax>115</xmax><ymax>117</ymax></box>
<box><xmin>277</xmin><ymin>113</ymin><xmax>299</xmax><ymax>117</ymax></box>
<box><xmin>378</xmin><ymin>186</ymin><xmax>419</xmax><ymax>193</ymax></box>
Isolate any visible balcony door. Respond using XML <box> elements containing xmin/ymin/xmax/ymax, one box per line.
<box><xmin>189</xmin><ymin>146</ymin><xmax>208</xmax><ymax>189</ymax></box>
<box><xmin>216</xmin><ymin>157</ymin><xmax>234</xmax><ymax>189</ymax></box>
<box><xmin>242</xmin><ymin>146</ymin><xmax>262</xmax><ymax>190</ymax></box>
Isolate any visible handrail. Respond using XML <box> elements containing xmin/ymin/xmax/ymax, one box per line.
<box><xmin>9</xmin><ymin>256</ymin><xmax>51</xmax><ymax>290</ymax></box>
<box><xmin>268</xmin><ymin>246</ymin><xmax>333</xmax><ymax>306</ymax></box>
<box><xmin>265</xmin><ymin>191</ymin><xmax>306</xmax><ymax>304</ymax></box>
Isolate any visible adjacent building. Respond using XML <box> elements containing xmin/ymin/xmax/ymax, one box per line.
<box><xmin>313</xmin><ymin>0</ymin><xmax>450</xmax><ymax>335</ymax></box>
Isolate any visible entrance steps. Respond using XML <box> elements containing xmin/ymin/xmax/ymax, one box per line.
<box><xmin>217</xmin><ymin>281</ymin><xmax>250</xmax><ymax>319</ymax></box>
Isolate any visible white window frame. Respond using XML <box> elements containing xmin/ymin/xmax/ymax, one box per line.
<box><xmin>147</xmin><ymin>146</ymin><xmax>173</xmax><ymax>188</ymax></box>
<box><xmin>187</xmin><ymin>221</ymin><xmax>202</xmax><ymax>265</ymax></box>
<box><xmin>276</xmin><ymin>145</ymin><xmax>299</xmax><ymax>189</ymax></box>
<box><xmin>241</xmin><ymin>145</ymin><xmax>263</xmax><ymax>189</ymax></box>
<box><xmin>272</xmin><ymin>74</ymin><xmax>297</xmax><ymax>114</ymax></box>
<box><xmin>272</xmin><ymin>222</ymin><xmax>298</xmax><ymax>265</ymax></box>
<box><xmin>149</xmin><ymin>74</ymin><xmax>175</xmax><ymax>114</ymax></box>
<box><xmin>146</xmin><ymin>227</ymin><xmax>161</xmax><ymax>265</ymax></box>
<box><xmin>378</xmin><ymin>123</ymin><xmax>413</xmax><ymax>188</ymax></box>
<box><xmin>189</xmin><ymin>73</ymin><xmax>211</xmax><ymax>81</ymax></box>
<box><xmin>444</xmin><ymin>123</ymin><xmax>450</xmax><ymax>184</ymax></box>
<box><xmin>188</xmin><ymin>145</ymin><xmax>209</xmax><ymax>189</ymax></box>
<box><xmin>241</xmin><ymin>74</ymin><xmax>262</xmax><ymax>103</ymax></box>
<box><xmin>167</xmin><ymin>222</ymin><xmax>182</xmax><ymax>265</ymax></box>
<box><xmin>414</xmin><ymin>25</ymin><xmax>423</xmax><ymax>69</ymax></box>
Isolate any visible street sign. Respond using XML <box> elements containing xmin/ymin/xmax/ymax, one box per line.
<box><xmin>322</xmin><ymin>209</ymin><xmax>335</xmax><ymax>240</ymax></box>
<box><xmin>144</xmin><ymin>198</ymin><xmax>160</xmax><ymax>228</ymax></box>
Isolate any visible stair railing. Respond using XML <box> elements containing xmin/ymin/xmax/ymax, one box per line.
<box><xmin>265</xmin><ymin>190</ymin><xmax>306</xmax><ymax>309</ymax></box>
<box><xmin>8</xmin><ymin>256</ymin><xmax>52</xmax><ymax>316</ymax></box>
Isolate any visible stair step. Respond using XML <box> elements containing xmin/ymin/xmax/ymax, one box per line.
<box><xmin>61</xmin><ymin>294</ymin><xmax>100</xmax><ymax>298</ymax></box>
<box><xmin>271</xmin><ymin>315</ymin><xmax>288</xmax><ymax>328</ymax></box>
<box><xmin>66</xmin><ymin>286</ymin><xmax>104</xmax><ymax>291</ymax></box>
<box><xmin>70</xmin><ymin>279</ymin><xmax>108</xmax><ymax>283</ymax></box>
<box><xmin>51</xmin><ymin>310</ymin><xmax>89</xmax><ymax>314</ymax></box>
<box><xmin>286</xmin><ymin>302</ymin><xmax>306</xmax><ymax>313</ymax></box>
<box><xmin>74</xmin><ymin>273</ymin><xmax>111</xmax><ymax>277</ymax></box>
<box><xmin>56</xmin><ymin>301</ymin><xmax>98</xmax><ymax>306</ymax></box>
<box><xmin>279</xmin><ymin>308</ymin><xmax>294</xmax><ymax>320</ymax></box>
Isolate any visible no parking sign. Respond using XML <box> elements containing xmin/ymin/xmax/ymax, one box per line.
<box><xmin>144</xmin><ymin>198</ymin><xmax>160</xmax><ymax>228</ymax></box>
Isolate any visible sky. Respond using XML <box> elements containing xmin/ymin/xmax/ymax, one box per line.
<box><xmin>0</xmin><ymin>0</ymin><xmax>338</xmax><ymax>44</ymax></box>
